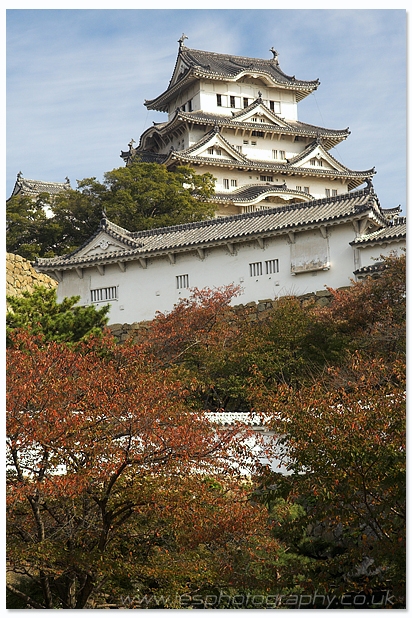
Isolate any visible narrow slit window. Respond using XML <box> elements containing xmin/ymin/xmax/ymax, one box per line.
<box><xmin>91</xmin><ymin>286</ymin><xmax>117</xmax><ymax>303</ymax></box>
<box><xmin>249</xmin><ymin>262</ymin><xmax>263</xmax><ymax>277</ymax></box>
<box><xmin>265</xmin><ymin>259</ymin><xmax>279</xmax><ymax>274</ymax></box>
<box><xmin>176</xmin><ymin>274</ymin><xmax>189</xmax><ymax>289</ymax></box>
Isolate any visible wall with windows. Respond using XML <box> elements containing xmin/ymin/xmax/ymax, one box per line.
<box><xmin>197</xmin><ymin>80</ymin><xmax>298</xmax><ymax>120</ymax></box>
<box><xmin>191</xmin><ymin>160</ymin><xmax>347</xmax><ymax>200</ymax></box>
<box><xmin>55</xmin><ymin>221</ymin><xmax>364</xmax><ymax>325</ymax></box>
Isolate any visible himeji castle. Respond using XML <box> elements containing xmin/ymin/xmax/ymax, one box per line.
<box><xmin>121</xmin><ymin>35</ymin><xmax>374</xmax><ymax>216</ymax></box>
<box><xmin>34</xmin><ymin>38</ymin><xmax>406</xmax><ymax>325</ymax></box>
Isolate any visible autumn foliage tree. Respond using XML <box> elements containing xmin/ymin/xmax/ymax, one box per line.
<box><xmin>251</xmin><ymin>254</ymin><xmax>406</xmax><ymax>607</ymax></box>
<box><xmin>6</xmin><ymin>254</ymin><xmax>406</xmax><ymax>607</ymax></box>
<box><xmin>6</xmin><ymin>330</ymin><xmax>254</xmax><ymax>609</ymax></box>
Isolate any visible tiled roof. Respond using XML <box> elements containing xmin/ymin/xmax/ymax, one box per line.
<box><xmin>35</xmin><ymin>187</ymin><xmax>390</xmax><ymax>272</ymax></box>
<box><xmin>353</xmin><ymin>262</ymin><xmax>390</xmax><ymax>277</ymax></box>
<box><xmin>137</xmin><ymin>105</ymin><xmax>349</xmax><ymax>152</ymax></box>
<box><xmin>286</xmin><ymin>139</ymin><xmax>375</xmax><ymax>176</ymax></box>
<box><xmin>165</xmin><ymin>146</ymin><xmax>374</xmax><ymax>189</ymax></box>
<box><xmin>350</xmin><ymin>218</ymin><xmax>406</xmax><ymax>246</ymax></box>
<box><xmin>120</xmin><ymin>150</ymin><xmax>168</xmax><ymax>165</ymax></box>
<box><xmin>178</xmin><ymin>47</ymin><xmax>317</xmax><ymax>85</ymax></box>
<box><xmin>145</xmin><ymin>45</ymin><xmax>319</xmax><ymax>111</ymax></box>
<box><xmin>8</xmin><ymin>173</ymin><xmax>71</xmax><ymax>200</ymax></box>
<box><xmin>212</xmin><ymin>184</ymin><xmax>307</xmax><ymax>204</ymax></box>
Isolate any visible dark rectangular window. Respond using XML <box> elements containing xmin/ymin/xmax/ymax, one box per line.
<box><xmin>243</xmin><ymin>97</ymin><xmax>249</xmax><ymax>108</ymax></box>
<box><xmin>230</xmin><ymin>96</ymin><xmax>236</xmax><ymax>108</ymax></box>
<box><xmin>252</xmin><ymin>130</ymin><xmax>264</xmax><ymax>137</ymax></box>
<box><xmin>249</xmin><ymin>262</ymin><xmax>263</xmax><ymax>277</ymax></box>
<box><xmin>91</xmin><ymin>286</ymin><xmax>117</xmax><ymax>303</ymax></box>
<box><xmin>265</xmin><ymin>259</ymin><xmax>279</xmax><ymax>275</ymax></box>
<box><xmin>176</xmin><ymin>274</ymin><xmax>189</xmax><ymax>289</ymax></box>
<box><xmin>216</xmin><ymin>94</ymin><xmax>222</xmax><ymax>106</ymax></box>
<box><xmin>188</xmin><ymin>99</ymin><xmax>192</xmax><ymax>112</ymax></box>
<box><xmin>269</xmin><ymin>100</ymin><xmax>281</xmax><ymax>113</ymax></box>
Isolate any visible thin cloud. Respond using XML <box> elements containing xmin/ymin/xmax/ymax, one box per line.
<box><xmin>6</xmin><ymin>9</ymin><xmax>406</xmax><ymax>212</ymax></box>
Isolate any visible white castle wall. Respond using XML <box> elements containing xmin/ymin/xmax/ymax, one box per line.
<box><xmin>55</xmin><ymin>221</ymin><xmax>359</xmax><ymax>325</ymax></box>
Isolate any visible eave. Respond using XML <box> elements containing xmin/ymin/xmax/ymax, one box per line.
<box><xmin>138</xmin><ymin>108</ymin><xmax>349</xmax><ymax>151</ymax></box>
<box><xmin>145</xmin><ymin>69</ymin><xmax>318</xmax><ymax>113</ymax></box>
<box><xmin>34</xmin><ymin>188</ymin><xmax>387</xmax><ymax>275</ymax></box>
<box><xmin>164</xmin><ymin>149</ymin><xmax>375</xmax><ymax>187</ymax></box>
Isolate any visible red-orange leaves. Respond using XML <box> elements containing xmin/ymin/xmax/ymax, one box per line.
<box><xmin>6</xmin><ymin>329</ymin><xmax>252</xmax><ymax>608</ymax></box>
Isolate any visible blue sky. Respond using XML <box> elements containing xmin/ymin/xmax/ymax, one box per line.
<box><xmin>6</xmin><ymin>9</ymin><xmax>407</xmax><ymax>212</ymax></box>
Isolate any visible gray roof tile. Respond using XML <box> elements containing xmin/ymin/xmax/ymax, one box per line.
<box><xmin>8</xmin><ymin>173</ymin><xmax>71</xmax><ymax>200</ymax></box>
<box><xmin>350</xmin><ymin>219</ymin><xmax>406</xmax><ymax>246</ymax></box>
<box><xmin>146</xmin><ymin>46</ymin><xmax>319</xmax><ymax>111</ymax></box>
<box><xmin>35</xmin><ymin>187</ymin><xmax>396</xmax><ymax>272</ymax></box>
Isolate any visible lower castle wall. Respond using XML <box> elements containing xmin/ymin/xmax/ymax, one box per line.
<box><xmin>6</xmin><ymin>253</ymin><xmax>57</xmax><ymax>302</ymax></box>
<box><xmin>108</xmin><ymin>287</ymin><xmax>348</xmax><ymax>343</ymax></box>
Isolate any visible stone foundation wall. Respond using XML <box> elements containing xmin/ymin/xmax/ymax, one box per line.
<box><xmin>6</xmin><ymin>253</ymin><xmax>58</xmax><ymax>301</ymax></box>
<box><xmin>108</xmin><ymin>287</ymin><xmax>349</xmax><ymax>344</ymax></box>
<box><xmin>5</xmin><ymin>252</ymin><xmax>349</xmax><ymax>342</ymax></box>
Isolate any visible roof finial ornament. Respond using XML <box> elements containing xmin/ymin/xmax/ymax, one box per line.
<box><xmin>65</xmin><ymin>176</ymin><xmax>70</xmax><ymax>185</ymax></box>
<box><xmin>270</xmin><ymin>47</ymin><xmax>279</xmax><ymax>64</ymax></box>
<box><xmin>17</xmin><ymin>171</ymin><xmax>22</xmax><ymax>179</ymax></box>
<box><xmin>178</xmin><ymin>33</ymin><xmax>188</xmax><ymax>49</ymax></box>
<box><xmin>128</xmin><ymin>138</ymin><xmax>136</xmax><ymax>155</ymax></box>
<box><xmin>257</xmin><ymin>90</ymin><xmax>262</xmax><ymax>101</ymax></box>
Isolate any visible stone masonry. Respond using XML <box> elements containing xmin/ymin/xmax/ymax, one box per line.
<box><xmin>5</xmin><ymin>251</ymin><xmax>349</xmax><ymax>342</ymax></box>
<box><xmin>6</xmin><ymin>252</ymin><xmax>57</xmax><ymax>303</ymax></box>
<box><xmin>108</xmin><ymin>287</ymin><xmax>349</xmax><ymax>344</ymax></box>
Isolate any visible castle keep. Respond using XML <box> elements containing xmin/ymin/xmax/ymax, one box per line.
<box><xmin>34</xmin><ymin>38</ymin><xmax>406</xmax><ymax>325</ymax></box>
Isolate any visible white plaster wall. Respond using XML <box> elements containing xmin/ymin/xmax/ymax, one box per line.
<box><xmin>192</xmin><ymin>162</ymin><xmax>350</xmax><ymax>200</ymax></box>
<box><xmin>196</xmin><ymin>81</ymin><xmax>298</xmax><ymax>120</ymax></box>
<box><xmin>56</xmin><ymin>222</ymin><xmax>358</xmax><ymax>324</ymax></box>
<box><xmin>356</xmin><ymin>241</ymin><xmax>406</xmax><ymax>270</ymax></box>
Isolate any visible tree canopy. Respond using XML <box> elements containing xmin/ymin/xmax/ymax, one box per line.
<box><xmin>7</xmin><ymin>330</ymin><xmax>256</xmax><ymax>609</ymax></box>
<box><xmin>6</xmin><ymin>162</ymin><xmax>218</xmax><ymax>259</ymax></box>
<box><xmin>6</xmin><ymin>286</ymin><xmax>110</xmax><ymax>346</ymax></box>
<box><xmin>6</xmin><ymin>254</ymin><xmax>406</xmax><ymax>608</ymax></box>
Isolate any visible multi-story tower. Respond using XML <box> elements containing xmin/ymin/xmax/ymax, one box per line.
<box><xmin>121</xmin><ymin>36</ymin><xmax>374</xmax><ymax>216</ymax></box>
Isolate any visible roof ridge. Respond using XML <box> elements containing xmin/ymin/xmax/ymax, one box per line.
<box><xmin>129</xmin><ymin>187</ymin><xmax>373</xmax><ymax>239</ymax></box>
<box><xmin>182</xmin><ymin>46</ymin><xmax>319</xmax><ymax>85</ymax></box>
